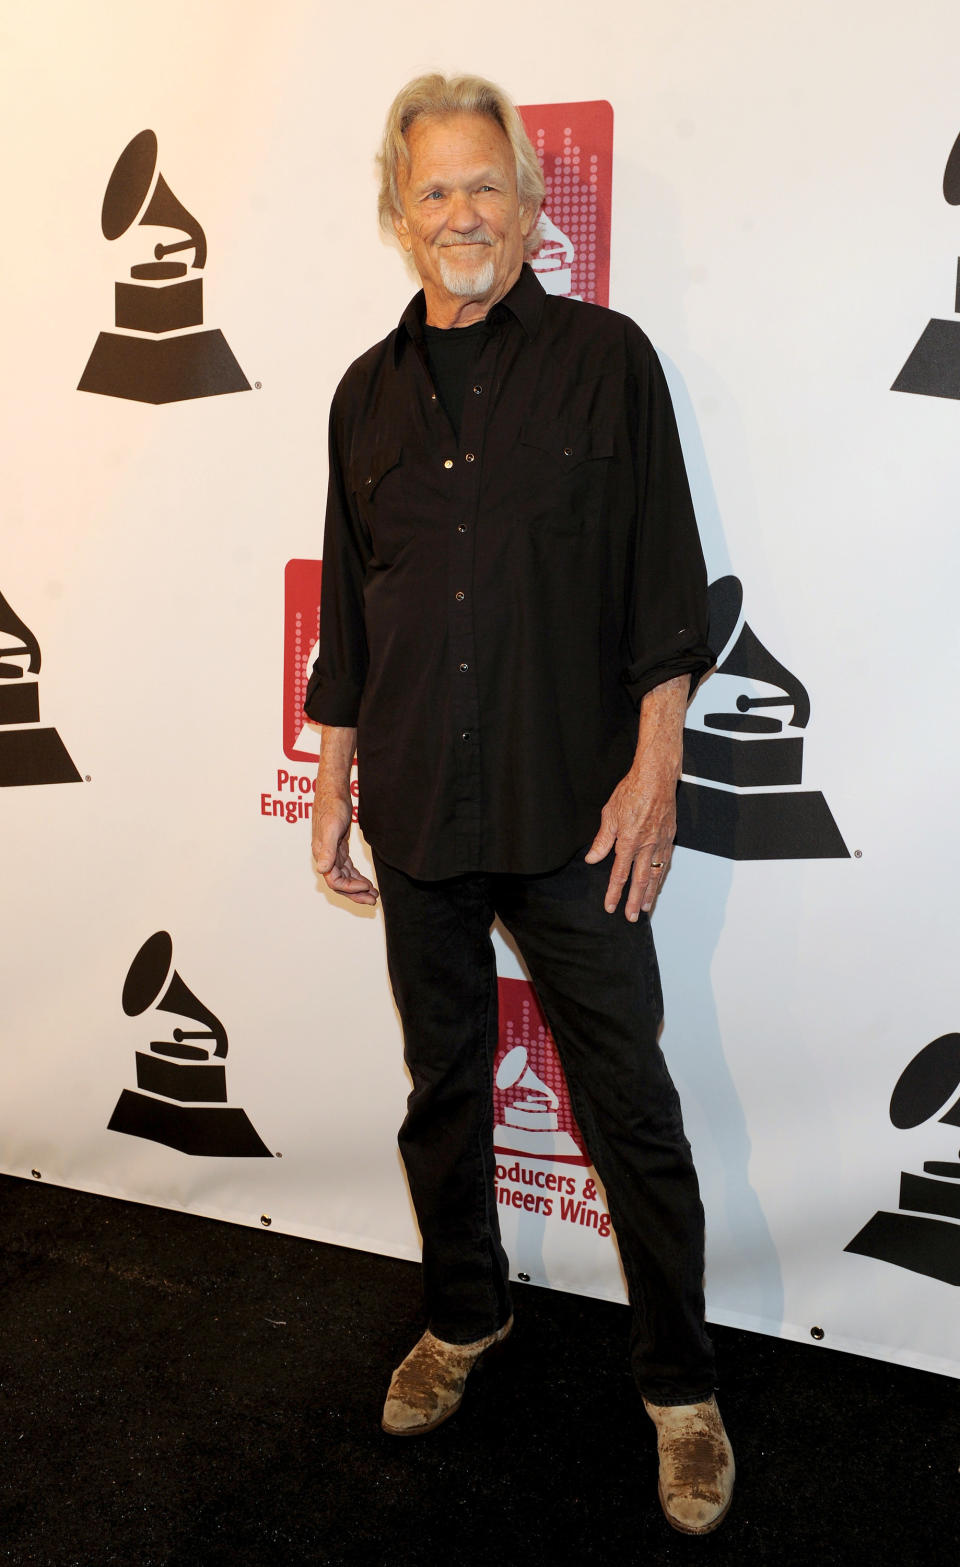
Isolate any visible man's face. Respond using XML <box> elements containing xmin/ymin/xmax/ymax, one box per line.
<box><xmin>393</xmin><ymin>112</ymin><xmax>535</xmax><ymax>323</ymax></box>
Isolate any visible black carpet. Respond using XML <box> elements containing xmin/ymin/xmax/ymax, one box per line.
<box><xmin>0</xmin><ymin>1174</ymin><xmax>956</xmax><ymax>1566</ymax></box>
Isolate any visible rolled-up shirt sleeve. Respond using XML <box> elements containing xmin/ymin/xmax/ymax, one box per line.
<box><xmin>303</xmin><ymin>391</ymin><xmax>370</xmax><ymax>727</ymax></box>
<box><xmin>620</xmin><ymin>331</ymin><xmax>714</xmax><ymax>710</ymax></box>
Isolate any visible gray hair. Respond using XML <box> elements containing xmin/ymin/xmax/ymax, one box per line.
<box><xmin>377</xmin><ymin>73</ymin><xmax>546</xmax><ymax>257</ymax></box>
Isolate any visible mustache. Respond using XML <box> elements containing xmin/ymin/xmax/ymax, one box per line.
<box><xmin>437</xmin><ymin>232</ymin><xmax>495</xmax><ymax>248</ymax></box>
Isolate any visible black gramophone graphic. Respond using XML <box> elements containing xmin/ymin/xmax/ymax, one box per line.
<box><xmin>78</xmin><ymin>129</ymin><xmax>250</xmax><ymax>405</ymax></box>
<box><xmin>846</xmin><ymin>1034</ymin><xmax>960</xmax><ymax>1286</ymax></box>
<box><xmin>0</xmin><ymin>588</ymin><xmax>80</xmax><ymax>787</ymax></box>
<box><xmin>893</xmin><ymin>130</ymin><xmax>960</xmax><ymax>400</ymax></box>
<box><xmin>108</xmin><ymin>931</ymin><xmax>271</xmax><ymax>1157</ymax></box>
<box><xmin>675</xmin><ymin>576</ymin><xmax>848</xmax><ymax>859</ymax></box>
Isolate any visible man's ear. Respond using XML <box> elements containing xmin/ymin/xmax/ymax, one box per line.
<box><xmin>518</xmin><ymin>202</ymin><xmax>540</xmax><ymax>241</ymax></box>
<box><xmin>393</xmin><ymin>209</ymin><xmax>412</xmax><ymax>252</ymax></box>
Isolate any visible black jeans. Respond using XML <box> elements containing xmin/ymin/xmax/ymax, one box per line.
<box><xmin>373</xmin><ymin>846</ymin><xmax>716</xmax><ymax>1405</ymax></box>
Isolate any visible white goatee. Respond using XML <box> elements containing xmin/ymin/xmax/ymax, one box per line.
<box><xmin>437</xmin><ymin>249</ymin><xmax>496</xmax><ymax>298</ymax></box>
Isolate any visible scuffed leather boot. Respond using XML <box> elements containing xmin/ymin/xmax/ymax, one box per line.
<box><xmin>643</xmin><ymin>1394</ymin><xmax>735</xmax><ymax>1534</ymax></box>
<box><xmin>381</xmin><ymin>1317</ymin><xmax>513</xmax><ymax>1436</ymax></box>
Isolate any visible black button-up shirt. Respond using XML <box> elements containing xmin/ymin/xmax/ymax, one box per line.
<box><xmin>305</xmin><ymin>265</ymin><xmax>712</xmax><ymax>880</ymax></box>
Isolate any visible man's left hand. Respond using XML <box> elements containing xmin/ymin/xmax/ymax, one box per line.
<box><xmin>584</xmin><ymin>766</ymin><xmax>677</xmax><ymax>919</ymax></box>
<box><xmin>584</xmin><ymin>674</ymin><xmax>689</xmax><ymax>919</ymax></box>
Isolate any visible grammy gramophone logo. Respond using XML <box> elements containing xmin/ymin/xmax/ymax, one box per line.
<box><xmin>845</xmin><ymin>1033</ymin><xmax>960</xmax><ymax>1286</ymax></box>
<box><xmin>78</xmin><ymin>129</ymin><xmax>250</xmax><ymax>405</ymax></box>
<box><xmin>108</xmin><ymin>931</ymin><xmax>271</xmax><ymax>1157</ymax></box>
<box><xmin>0</xmin><ymin>588</ymin><xmax>80</xmax><ymax>787</ymax></box>
<box><xmin>675</xmin><ymin>576</ymin><xmax>848</xmax><ymax>860</ymax></box>
<box><xmin>493</xmin><ymin>978</ymin><xmax>588</xmax><ymax>1165</ymax></box>
<box><xmin>893</xmin><ymin>129</ymin><xmax>960</xmax><ymax>400</ymax></box>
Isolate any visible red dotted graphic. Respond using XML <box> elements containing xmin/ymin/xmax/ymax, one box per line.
<box><xmin>283</xmin><ymin>559</ymin><xmax>323</xmax><ymax>763</ymax></box>
<box><xmin>519</xmin><ymin>101</ymin><xmax>613</xmax><ymax>308</ymax></box>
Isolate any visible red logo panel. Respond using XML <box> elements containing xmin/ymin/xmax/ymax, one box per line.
<box><xmin>519</xmin><ymin>100</ymin><xmax>613</xmax><ymax>308</ymax></box>
<box><xmin>494</xmin><ymin>976</ymin><xmax>589</xmax><ymax>1165</ymax></box>
<box><xmin>283</xmin><ymin>558</ymin><xmax>323</xmax><ymax>763</ymax></box>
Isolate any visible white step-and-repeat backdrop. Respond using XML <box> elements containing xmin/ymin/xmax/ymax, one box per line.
<box><xmin>3</xmin><ymin>0</ymin><xmax>959</xmax><ymax>1379</ymax></box>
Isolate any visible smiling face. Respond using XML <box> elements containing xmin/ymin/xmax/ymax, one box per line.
<box><xmin>392</xmin><ymin>112</ymin><xmax>535</xmax><ymax>327</ymax></box>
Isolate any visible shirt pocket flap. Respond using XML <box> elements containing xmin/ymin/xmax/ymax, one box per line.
<box><xmin>349</xmin><ymin>441</ymin><xmax>403</xmax><ymax>498</ymax></box>
<box><xmin>519</xmin><ymin>421</ymin><xmax>613</xmax><ymax>467</ymax></box>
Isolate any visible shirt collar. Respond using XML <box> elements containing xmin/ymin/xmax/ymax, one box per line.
<box><xmin>394</xmin><ymin>263</ymin><xmax>545</xmax><ymax>365</ymax></box>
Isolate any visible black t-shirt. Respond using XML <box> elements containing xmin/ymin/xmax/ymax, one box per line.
<box><xmin>423</xmin><ymin>318</ymin><xmax>491</xmax><ymax>442</ymax></box>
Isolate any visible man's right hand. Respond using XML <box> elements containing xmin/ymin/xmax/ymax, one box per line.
<box><xmin>311</xmin><ymin>724</ymin><xmax>379</xmax><ymax>906</ymax></box>
<box><xmin>311</xmin><ymin>793</ymin><xmax>379</xmax><ymax>905</ymax></box>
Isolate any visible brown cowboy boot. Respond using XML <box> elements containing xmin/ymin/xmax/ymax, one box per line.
<box><xmin>643</xmin><ymin>1395</ymin><xmax>735</xmax><ymax>1534</ymax></box>
<box><xmin>381</xmin><ymin>1317</ymin><xmax>513</xmax><ymax>1436</ymax></box>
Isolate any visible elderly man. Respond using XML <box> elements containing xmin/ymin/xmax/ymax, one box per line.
<box><xmin>306</xmin><ymin>73</ymin><xmax>733</xmax><ymax>1535</ymax></box>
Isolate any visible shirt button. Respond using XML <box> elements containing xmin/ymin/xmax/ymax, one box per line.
<box><xmin>443</xmin><ymin>458</ymin><xmax>454</xmax><ymax>469</ymax></box>
<box><xmin>563</xmin><ymin>446</ymin><xmax>573</xmax><ymax>457</ymax></box>
<box><xmin>457</xmin><ymin>523</ymin><xmax>468</xmax><ymax>534</ymax></box>
<box><xmin>459</xmin><ymin>662</ymin><xmax>469</xmax><ymax>672</ymax></box>
<box><xmin>473</xmin><ymin>384</ymin><xmax>483</xmax><ymax>395</ymax></box>
<box><xmin>465</xmin><ymin>452</ymin><xmax>475</xmax><ymax>462</ymax></box>
<box><xmin>455</xmin><ymin>591</ymin><xmax>465</xmax><ymax>601</ymax></box>
<box><xmin>460</xmin><ymin>731</ymin><xmax>471</xmax><ymax>741</ymax></box>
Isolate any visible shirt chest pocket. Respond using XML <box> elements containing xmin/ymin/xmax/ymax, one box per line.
<box><xmin>516</xmin><ymin>420</ymin><xmax>614</xmax><ymax>536</ymax></box>
<box><xmin>349</xmin><ymin>442</ymin><xmax>410</xmax><ymax>561</ymax></box>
